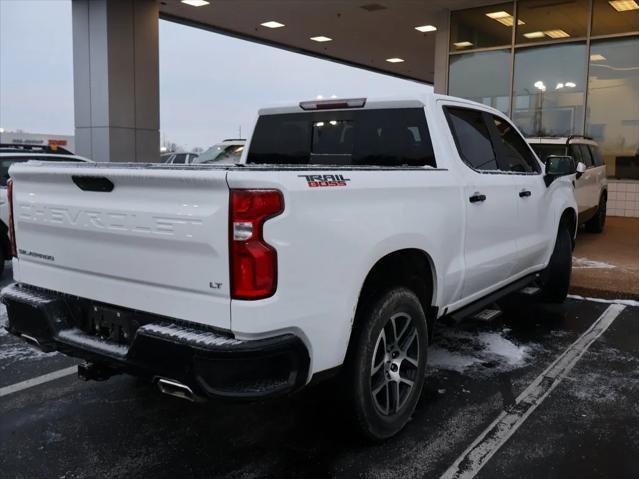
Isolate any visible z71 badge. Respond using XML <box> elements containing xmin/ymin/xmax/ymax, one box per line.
<box><xmin>298</xmin><ymin>174</ymin><xmax>351</xmax><ymax>188</ymax></box>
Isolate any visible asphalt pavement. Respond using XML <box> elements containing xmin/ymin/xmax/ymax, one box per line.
<box><xmin>1</xmin><ymin>263</ymin><xmax>638</xmax><ymax>479</ymax></box>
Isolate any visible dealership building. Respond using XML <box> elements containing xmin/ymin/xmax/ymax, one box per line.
<box><xmin>70</xmin><ymin>0</ymin><xmax>638</xmax><ymax>213</ymax></box>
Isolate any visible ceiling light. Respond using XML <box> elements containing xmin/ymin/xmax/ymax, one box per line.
<box><xmin>310</xmin><ymin>36</ymin><xmax>332</xmax><ymax>42</ymax></box>
<box><xmin>453</xmin><ymin>41</ymin><xmax>473</xmax><ymax>48</ymax></box>
<box><xmin>534</xmin><ymin>81</ymin><xmax>546</xmax><ymax>91</ymax></box>
<box><xmin>415</xmin><ymin>25</ymin><xmax>437</xmax><ymax>32</ymax></box>
<box><xmin>524</xmin><ymin>31</ymin><xmax>546</xmax><ymax>38</ymax></box>
<box><xmin>590</xmin><ymin>54</ymin><xmax>607</xmax><ymax>61</ymax></box>
<box><xmin>386</xmin><ymin>58</ymin><xmax>405</xmax><ymax>63</ymax></box>
<box><xmin>485</xmin><ymin>11</ymin><xmax>524</xmax><ymax>26</ymax></box>
<box><xmin>556</xmin><ymin>83</ymin><xmax>564</xmax><ymax>89</ymax></box>
<box><xmin>608</xmin><ymin>1</ymin><xmax>639</xmax><ymax>11</ymax></box>
<box><xmin>486</xmin><ymin>11</ymin><xmax>511</xmax><ymax>19</ymax></box>
<box><xmin>260</xmin><ymin>21</ymin><xmax>285</xmax><ymax>28</ymax></box>
<box><xmin>180</xmin><ymin>0</ymin><xmax>210</xmax><ymax>5</ymax></box>
<box><xmin>565</xmin><ymin>82</ymin><xmax>576</xmax><ymax>88</ymax></box>
<box><xmin>544</xmin><ymin>29</ymin><xmax>571</xmax><ymax>38</ymax></box>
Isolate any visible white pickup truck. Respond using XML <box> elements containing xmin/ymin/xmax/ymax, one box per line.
<box><xmin>2</xmin><ymin>93</ymin><xmax>580</xmax><ymax>440</ymax></box>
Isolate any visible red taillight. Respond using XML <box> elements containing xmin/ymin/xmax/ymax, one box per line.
<box><xmin>6</xmin><ymin>178</ymin><xmax>17</xmax><ymax>257</ymax></box>
<box><xmin>230</xmin><ymin>189</ymin><xmax>283</xmax><ymax>300</ymax></box>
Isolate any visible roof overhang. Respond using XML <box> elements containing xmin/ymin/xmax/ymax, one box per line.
<box><xmin>159</xmin><ymin>1</ymin><xmax>495</xmax><ymax>84</ymax></box>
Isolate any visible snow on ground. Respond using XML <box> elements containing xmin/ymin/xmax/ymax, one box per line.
<box><xmin>572</xmin><ymin>257</ymin><xmax>616</xmax><ymax>269</ymax></box>
<box><xmin>428</xmin><ymin>329</ymin><xmax>535</xmax><ymax>375</ymax></box>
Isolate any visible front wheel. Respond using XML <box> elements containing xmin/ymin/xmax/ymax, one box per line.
<box><xmin>585</xmin><ymin>195</ymin><xmax>606</xmax><ymax>233</ymax></box>
<box><xmin>538</xmin><ymin>225</ymin><xmax>572</xmax><ymax>303</ymax></box>
<box><xmin>346</xmin><ymin>287</ymin><xmax>429</xmax><ymax>441</ymax></box>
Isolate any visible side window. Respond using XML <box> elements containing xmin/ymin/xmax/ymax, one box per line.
<box><xmin>579</xmin><ymin>144</ymin><xmax>594</xmax><ymax>168</ymax></box>
<box><xmin>490</xmin><ymin>115</ymin><xmax>540</xmax><ymax>173</ymax></box>
<box><xmin>445</xmin><ymin>107</ymin><xmax>498</xmax><ymax>171</ymax></box>
<box><xmin>172</xmin><ymin>154</ymin><xmax>187</xmax><ymax>164</ymax></box>
<box><xmin>568</xmin><ymin>144</ymin><xmax>583</xmax><ymax>166</ymax></box>
<box><xmin>590</xmin><ymin>145</ymin><xmax>605</xmax><ymax>167</ymax></box>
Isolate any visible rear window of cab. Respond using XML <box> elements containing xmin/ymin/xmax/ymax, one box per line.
<box><xmin>247</xmin><ymin>108</ymin><xmax>436</xmax><ymax>168</ymax></box>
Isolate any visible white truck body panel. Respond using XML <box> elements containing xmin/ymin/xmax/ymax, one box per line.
<box><xmin>10</xmin><ymin>165</ymin><xmax>231</xmax><ymax>330</ymax></box>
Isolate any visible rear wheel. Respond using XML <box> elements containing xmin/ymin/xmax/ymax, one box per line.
<box><xmin>538</xmin><ymin>225</ymin><xmax>572</xmax><ymax>303</ymax></box>
<box><xmin>585</xmin><ymin>194</ymin><xmax>606</xmax><ymax>233</ymax></box>
<box><xmin>346</xmin><ymin>287</ymin><xmax>428</xmax><ymax>441</ymax></box>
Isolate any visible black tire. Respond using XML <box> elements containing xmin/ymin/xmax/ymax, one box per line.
<box><xmin>538</xmin><ymin>225</ymin><xmax>572</xmax><ymax>303</ymax></box>
<box><xmin>346</xmin><ymin>287</ymin><xmax>428</xmax><ymax>441</ymax></box>
<box><xmin>585</xmin><ymin>194</ymin><xmax>606</xmax><ymax>234</ymax></box>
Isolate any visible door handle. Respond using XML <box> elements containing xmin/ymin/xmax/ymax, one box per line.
<box><xmin>519</xmin><ymin>189</ymin><xmax>532</xmax><ymax>198</ymax></box>
<box><xmin>469</xmin><ymin>193</ymin><xmax>486</xmax><ymax>203</ymax></box>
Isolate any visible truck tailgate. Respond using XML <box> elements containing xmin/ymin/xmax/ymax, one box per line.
<box><xmin>9</xmin><ymin>163</ymin><xmax>231</xmax><ymax>330</ymax></box>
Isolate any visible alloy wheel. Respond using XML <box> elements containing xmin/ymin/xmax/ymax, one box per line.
<box><xmin>370</xmin><ymin>312</ymin><xmax>420</xmax><ymax>416</ymax></box>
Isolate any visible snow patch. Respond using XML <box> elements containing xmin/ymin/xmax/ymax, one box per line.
<box><xmin>572</xmin><ymin>257</ymin><xmax>616</xmax><ymax>269</ymax></box>
<box><xmin>0</xmin><ymin>342</ymin><xmax>55</xmax><ymax>362</ymax></box>
<box><xmin>428</xmin><ymin>330</ymin><xmax>534</xmax><ymax>375</ymax></box>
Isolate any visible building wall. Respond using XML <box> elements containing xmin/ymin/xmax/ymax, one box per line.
<box><xmin>0</xmin><ymin>131</ymin><xmax>75</xmax><ymax>152</ymax></box>
<box><xmin>442</xmin><ymin>0</ymin><xmax>639</xmax><ymax>217</ymax></box>
<box><xmin>608</xmin><ymin>180</ymin><xmax>639</xmax><ymax>218</ymax></box>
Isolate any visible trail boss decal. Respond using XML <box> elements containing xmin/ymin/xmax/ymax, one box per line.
<box><xmin>298</xmin><ymin>174</ymin><xmax>351</xmax><ymax>188</ymax></box>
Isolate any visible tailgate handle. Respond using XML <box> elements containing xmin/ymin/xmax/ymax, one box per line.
<box><xmin>72</xmin><ymin>176</ymin><xmax>114</xmax><ymax>192</ymax></box>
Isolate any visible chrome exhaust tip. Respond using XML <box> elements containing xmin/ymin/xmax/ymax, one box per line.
<box><xmin>156</xmin><ymin>377</ymin><xmax>195</xmax><ymax>402</ymax></box>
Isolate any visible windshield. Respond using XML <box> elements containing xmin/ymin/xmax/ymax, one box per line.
<box><xmin>246</xmin><ymin>108</ymin><xmax>436</xmax><ymax>167</ymax></box>
<box><xmin>530</xmin><ymin>143</ymin><xmax>567</xmax><ymax>162</ymax></box>
<box><xmin>196</xmin><ymin>144</ymin><xmax>245</xmax><ymax>164</ymax></box>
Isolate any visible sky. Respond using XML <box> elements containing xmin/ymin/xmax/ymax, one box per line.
<box><xmin>0</xmin><ymin>0</ymin><xmax>431</xmax><ymax>151</ymax></box>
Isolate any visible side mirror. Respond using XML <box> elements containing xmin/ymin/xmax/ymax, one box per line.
<box><xmin>576</xmin><ymin>161</ymin><xmax>586</xmax><ymax>179</ymax></box>
<box><xmin>544</xmin><ymin>155</ymin><xmax>576</xmax><ymax>187</ymax></box>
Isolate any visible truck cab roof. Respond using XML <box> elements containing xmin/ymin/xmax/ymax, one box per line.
<box><xmin>257</xmin><ymin>92</ymin><xmax>504</xmax><ymax>118</ymax></box>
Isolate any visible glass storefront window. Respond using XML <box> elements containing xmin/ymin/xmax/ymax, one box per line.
<box><xmin>449</xmin><ymin>49</ymin><xmax>511</xmax><ymax>114</ymax></box>
<box><xmin>592</xmin><ymin>0</ymin><xmax>639</xmax><ymax>36</ymax></box>
<box><xmin>512</xmin><ymin>42</ymin><xmax>587</xmax><ymax>137</ymax></box>
<box><xmin>450</xmin><ymin>3</ymin><xmax>514</xmax><ymax>52</ymax></box>
<box><xmin>516</xmin><ymin>0</ymin><xmax>589</xmax><ymax>44</ymax></box>
<box><xmin>586</xmin><ymin>36</ymin><xmax>639</xmax><ymax>179</ymax></box>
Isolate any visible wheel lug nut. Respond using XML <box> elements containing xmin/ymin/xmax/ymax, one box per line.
<box><xmin>390</xmin><ymin>364</ymin><xmax>398</xmax><ymax>372</ymax></box>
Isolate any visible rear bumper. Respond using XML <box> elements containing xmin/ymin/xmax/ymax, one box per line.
<box><xmin>1</xmin><ymin>283</ymin><xmax>310</xmax><ymax>400</ymax></box>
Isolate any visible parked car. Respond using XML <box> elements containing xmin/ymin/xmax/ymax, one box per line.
<box><xmin>527</xmin><ymin>136</ymin><xmax>607</xmax><ymax>233</ymax></box>
<box><xmin>194</xmin><ymin>139</ymin><xmax>245</xmax><ymax>165</ymax></box>
<box><xmin>3</xmin><ymin>94</ymin><xmax>580</xmax><ymax>440</ymax></box>
<box><xmin>161</xmin><ymin>152</ymin><xmax>199</xmax><ymax>164</ymax></box>
<box><xmin>0</xmin><ymin>144</ymin><xmax>92</xmax><ymax>274</ymax></box>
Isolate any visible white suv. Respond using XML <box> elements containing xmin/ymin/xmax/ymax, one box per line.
<box><xmin>527</xmin><ymin>136</ymin><xmax>607</xmax><ymax>233</ymax></box>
